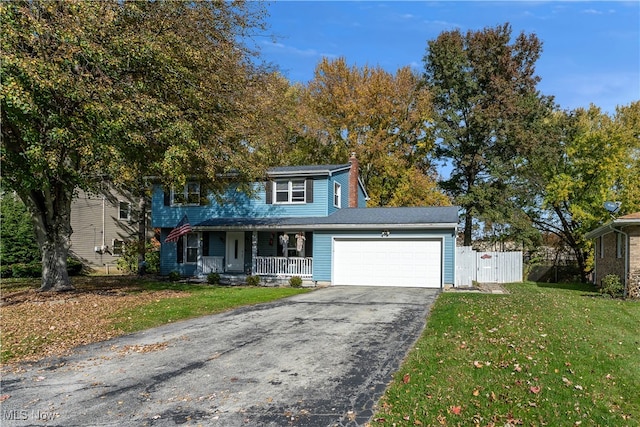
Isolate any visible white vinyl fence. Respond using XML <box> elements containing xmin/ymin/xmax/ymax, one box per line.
<box><xmin>456</xmin><ymin>247</ymin><xmax>523</xmax><ymax>287</ymax></box>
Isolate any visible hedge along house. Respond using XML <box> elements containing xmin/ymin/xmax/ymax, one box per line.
<box><xmin>585</xmin><ymin>212</ymin><xmax>640</xmax><ymax>298</ymax></box>
<box><xmin>152</xmin><ymin>154</ymin><xmax>459</xmax><ymax>288</ymax></box>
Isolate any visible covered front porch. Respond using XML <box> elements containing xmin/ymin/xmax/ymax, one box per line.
<box><xmin>194</xmin><ymin>230</ymin><xmax>313</xmax><ymax>279</ymax></box>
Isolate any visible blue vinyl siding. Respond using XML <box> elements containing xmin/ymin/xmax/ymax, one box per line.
<box><xmin>159</xmin><ymin>229</ymin><xmax>197</xmax><ymax>276</ymax></box>
<box><xmin>327</xmin><ymin>171</ymin><xmax>349</xmax><ymax>215</ymax></box>
<box><xmin>443</xmin><ymin>229</ymin><xmax>455</xmax><ymax>284</ymax></box>
<box><xmin>358</xmin><ymin>188</ymin><xmax>367</xmax><ymax>208</ymax></box>
<box><xmin>312</xmin><ymin>231</ymin><xmax>333</xmax><ymax>281</ymax></box>
<box><xmin>208</xmin><ymin>231</ymin><xmax>226</xmax><ymax>257</ymax></box>
<box><xmin>312</xmin><ymin>229</ymin><xmax>455</xmax><ymax>285</ymax></box>
<box><xmin>152</xmin><ymin>179</ymin><xmax>328</xmax><ymax>228</ymax></box>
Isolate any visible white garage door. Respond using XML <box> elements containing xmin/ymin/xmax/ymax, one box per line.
<box><xmin>333</xmin><ymin>238</ymin><xmax>442</xmax><ymax>287</ymax></box>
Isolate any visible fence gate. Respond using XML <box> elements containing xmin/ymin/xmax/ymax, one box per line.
<box><xmin>456</xmin><ymin>247</ymin><xmax>523</xmax><ymax>286</ymax></box>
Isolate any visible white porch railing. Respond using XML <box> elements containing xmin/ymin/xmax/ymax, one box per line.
<box><xmin>199</xmin><ymin>256</ymin><xmax>225</xmax><ymax>274</ymax></box>
<box><xmin>255</xmin><ymin>257</ymin><xmax>312</xmax><ymax>278</ymax></box>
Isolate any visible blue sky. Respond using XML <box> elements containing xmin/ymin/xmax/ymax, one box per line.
<box><xmin>258</xmin><ymin>1</ymin><xmax>639</xmax><ymax>115</ymax></box>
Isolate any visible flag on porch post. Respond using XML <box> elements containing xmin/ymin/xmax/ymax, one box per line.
<box><xmin>165</xmin><ymin>215</ymin><xmax>192</xmax><ymax>243</ymax></box>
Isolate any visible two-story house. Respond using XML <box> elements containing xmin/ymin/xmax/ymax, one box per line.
<box><xmin>70</xmin><ymin>185</ymin><xmax>152</xmax><ymax>274</ymax></box>
<box><xmin>152</xmin><ymin>154</ymin><xmax>459</xmax><ymax>288</ymax></box>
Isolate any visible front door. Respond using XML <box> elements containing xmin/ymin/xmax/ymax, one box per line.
<box><xmin>225</xmin><ymin>232</ymin><xmax>245</xmax><ymax>272</ymax></box>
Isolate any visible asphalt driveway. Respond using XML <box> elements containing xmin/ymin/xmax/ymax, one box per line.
<box><xmin>0</xmin><ymin>286</ymin><xmax>439</xmax><ymax>427</ymax></box>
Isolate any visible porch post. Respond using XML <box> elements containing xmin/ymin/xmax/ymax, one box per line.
<box><xmin>251</xmin><ymin>231</ymin><xmax>258</xmax><ymax>275</ymax></box>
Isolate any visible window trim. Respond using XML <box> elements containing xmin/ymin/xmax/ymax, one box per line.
<box><xmin>273</xmin><ymin>179</ymin><xmax>306</xmax><ymax>204</ymax></box>
<box><xmin>171</xmin><ymin>182</ymin><xmax>201</xmax><ymax>206</ymax></box>
<box><xmin>118</xmin><ymin>201</ymin><xmax>131</xmax><ymax>221</ymax></box>
<box><xmin>184</xmin><ymin>232</ymin><xmax>200</xmax><ymax>264</ymax></box>
<box><xmin>333</xmin><ymin>181</ymin><xmax>341</xmax><ymax>208</ymax></box>
<box><xmin>112</xmin><ymin>239</ymin><xmax>124</xmax><ymax>256</ymax></box>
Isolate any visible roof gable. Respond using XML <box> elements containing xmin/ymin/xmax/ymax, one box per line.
<box><xmin>585</xmin><ymin>212</ymin><xmax>640</xmax><ymax>239</ymax></box>
<box><xmin>267</xmin><ymin>164</ymin><xmax>351</xmax><ymax>177</ymax></box>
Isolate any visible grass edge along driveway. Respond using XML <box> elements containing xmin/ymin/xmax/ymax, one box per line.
<box><xmin>372</xmin><ymin>282</ymin><xmax>639</xmax><ymax>427</ymax></box>
<box><xmin>1</xmin><ymin>279</ymin><xmax>310</xmax><ymax>365</ymax></box>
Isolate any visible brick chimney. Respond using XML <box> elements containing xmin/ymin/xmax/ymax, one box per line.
<box><xmin>349</xmin><ymin>152</ymin><xmax>359</xmax><ymax>208</ymax></box>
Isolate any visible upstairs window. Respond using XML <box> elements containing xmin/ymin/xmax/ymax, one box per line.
<box><xmin>172</xmin><ymin>182</ymin><xmax>200</xmax><ymax>206</ymax></box>
<box><xmin>275</xmin><ymin>180</ymin><xmax>306</xmax><ymax>204</ymax></box>
<box><xmin>333</xmin><ymin>182</ymin><xmax>341</xmax><ymax>208</ymax></box>
<box><xmin>118</xmin><ymin>201</ymin><xmax>130</xmax><ymax>221</ymax></box>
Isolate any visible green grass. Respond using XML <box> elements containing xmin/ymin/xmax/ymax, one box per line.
<box><xmin>1</xmin><ymin>277</ymin><xmax>309</xmax><ymax>364</ymax></box>
<box><xmin>373</xmin><ymin>282</ymin><xmax>640</xmax><ymax>426</ymax></box>
<box><xmin>111</xmin><ymin>284</ymin><xmax>310</xmax><ymax>333</ymax></box>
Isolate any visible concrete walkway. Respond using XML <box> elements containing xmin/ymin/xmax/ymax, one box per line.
<box><xmin>0</xmin><ymin>286</ymin><xmax>439</xmax><ymax>427</ymax></box>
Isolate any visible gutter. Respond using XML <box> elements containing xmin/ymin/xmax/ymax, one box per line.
<box><xmin>191</xmin><ymin>222</ymin><xmax>460</xmax><ymax>232</ymax></box>
<box><xmin>267</xmin><ymin>166</ymin><xmax>351</xmax><ymax>178</ymax></box>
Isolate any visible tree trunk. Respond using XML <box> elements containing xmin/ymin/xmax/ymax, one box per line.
<box><xmin>23</xmin><ymin>185</ymin><xmax>75</xmax><ymax>292</ymax></box>
<box><xmin>40</xmin><ymin>235</ymin><xmax>73</xmax><ymax>291</ymax></box>
<box><xmin>463</xmin><ymin>212</ymin><xmax>473</xmax><ymax>246</ymax></box>
<box><xmin>574</xmin><ymin>247</ymin><xmax>590</xmax><ymax>284</ymax></box>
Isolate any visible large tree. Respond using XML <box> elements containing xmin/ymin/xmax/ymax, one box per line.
<box><xmin>1</xmin><ymin>1</ymin><xmax>267</xmax><ymax>291</ymax></box>
<box><xmin>424</xmin><ymin>23</ymin><xmax>552</xmax><ymax>245</ymax></box>
<box><xmin>299</xmin><ymin>57</ymin><xmax>448</xmax><ymax>207</ymax></box>
<box><xmin>518</xmin><ymin>102</ymin><xmax>640</xmax><ymax>281</ymax></box>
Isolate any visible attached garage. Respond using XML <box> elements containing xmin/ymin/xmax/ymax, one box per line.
<box><xmin>302</xmin><ymin>206</ymin><xmax>458</xmax><ymax>288</ymax></box>
<box><xmin>333</xmin><ymin>237</ymin><xmax>442</xmax><ymax>288</ymax></box>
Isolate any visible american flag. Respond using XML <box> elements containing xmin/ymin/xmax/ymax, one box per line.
<box><xmin>165</xmin><ymin>215</ymin><xmax>192</xmax><ymax>243</ymax></box>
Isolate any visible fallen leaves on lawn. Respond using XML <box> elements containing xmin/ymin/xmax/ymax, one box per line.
<box><xmin>449</xmin><ymin>405</ymin><xmax>462</xmax><ymax>415</ymax></box>
<box><xmin>1</xmin><ymin>285</ymin><xmax>187</xmax><ymax>366</ymax></box>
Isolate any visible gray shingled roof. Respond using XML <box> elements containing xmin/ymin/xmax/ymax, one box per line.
<box><xmin>194</xmin><ymin>206</ymin><xmax>459</xmax><ymax>230</ymax></box>
<box><xmin>319</xmin><ymin>206</ymin><xmax>459</xmax><ymax>225</ymax></box>
<box><xmin>267</xmin><ymin>164</ymin><xmax>351</xmax><ymax>177</ymax></box>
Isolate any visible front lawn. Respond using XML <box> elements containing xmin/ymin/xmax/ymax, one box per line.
<box><xmin>373</xmin><ymin>282</ymin><xmax>639</xmax><ymax>426</ymax></box>
<box><xmin>1</xmin><ymin>277</ymin><xmax>309</xmax><ymax>365</ymax></box>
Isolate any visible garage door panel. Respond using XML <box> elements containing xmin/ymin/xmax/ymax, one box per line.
<box><xmin>333</xmin><ymin>238</ymin><xmax>441</xmax><ymax>288</ymax></box>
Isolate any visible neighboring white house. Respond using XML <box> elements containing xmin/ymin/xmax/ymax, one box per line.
<box><xmin>69</xmin><ymin>186</ymin><xmax>152</xmax><ymax>273</ymax></box>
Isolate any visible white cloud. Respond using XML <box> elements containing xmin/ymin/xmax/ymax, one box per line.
<box><xmin>545</xmin><ymin>71</ymin><xmax>639</xmax><ymax>113</ymax></box>
<box><xmin>424</xmin><ymin>19</ymin><xmax>461</xmax><ymax>29</ymax></box>
<box><xmin>261</xmin><ymin>40</ymin><xmax>335</xmax><ymax>59</ymax></box>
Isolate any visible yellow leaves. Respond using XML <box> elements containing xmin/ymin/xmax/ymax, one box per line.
<box><xmin>544</xmin><ymin>173</ymin><xmax>574</xmax><ymax>204</ymax></box>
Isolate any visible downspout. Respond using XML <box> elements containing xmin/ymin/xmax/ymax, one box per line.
<box><xmin>102</xmin><ymin>195</ymin><xmax>106</xmax><ymax>250</ymax></box>
<box><xmin>609</xmin><ymin>224</ymin><xmax>629</xmax><ymax>298</ymax></box>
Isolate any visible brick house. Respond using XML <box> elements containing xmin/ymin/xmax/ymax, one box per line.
<box><xmin>585</xmin><ymin>212</ymin><xmax>640</xmax><ymax>298</ymax></box>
